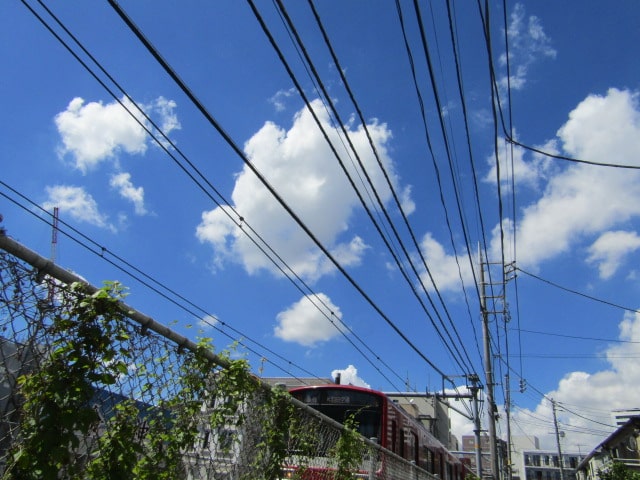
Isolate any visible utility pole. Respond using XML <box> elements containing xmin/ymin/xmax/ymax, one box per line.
<box><xmin>480</xmin><ymin>251</ymin><xmax>500</xmax><ymax>480</ymax></box>
<box><xmin>552</xmin><ymin>399</ymin><xmax>565</xmax><ymax>480</ymax></box>
<box><xmin>468</xmin><ymin>374</ymin><xmax>483</xmax><ymax>479</ymax></box>
<box><xmin>504</xmin><ymin>373</ymin><xmax>513</xmax><ymax>480</ymax></box>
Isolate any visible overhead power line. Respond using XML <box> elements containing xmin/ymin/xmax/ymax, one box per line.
<box><xmin>516</xmin><ymin>267</ymin><xmax>640</xmax><ymax>314</ymax></box>
<box><xmin>519</xmin><ymin>328</ymin><xmax>640</xmax><ymax>345</ymax></box>
<box><xmin>507</xmin><ymin>137</ymin><xmax>640</xmax><ymax>170</ymax></box>
<box><xmin>108</xmin><ymin>0</ymin><xmax>453</xmax><ymax>382</ymax></box>
<box><xmin>17</xmin><ymin>0</ymin><xmax>411</xmax><ymax>391</ymax></box>
<box><xmin>274</xmin><ymin>0</ymin><xmax>475</xmax><ymax>376</ymax></box>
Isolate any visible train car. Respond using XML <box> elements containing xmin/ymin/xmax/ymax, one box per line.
<box><xmin>287</xmin><ymin>384</ymin><xmax>469</xmax><ymax>480</ymax></box>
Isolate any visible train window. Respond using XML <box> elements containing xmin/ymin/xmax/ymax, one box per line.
<box><xmin>346</xmin><ymin>408</ymin><xmax>379</xmax><ymax>439</ymax></box>
<box><xmin>391</xmin><ymin>420</ymin><xmax>397</xmax><ymax>453</ymax></box>
<box><xmin>291</xmin><ymin>388</ymin><xmax>383</xmax><ymax>442</ymax></box>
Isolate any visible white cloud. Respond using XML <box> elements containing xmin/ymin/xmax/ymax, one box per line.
<box><xmin>196</xmin><ymin>99</ymin><xmax>406</xmax><ymax>283</ymax></box>
<box><xmin>498</xmin><ymin>3</ymin><xmax>556</xmax><ymax>93</ymax></box>
<box><xmin>269</xmin><ymin>88</ymin><xmax>297</xmax><ymax>112</ymax></box>
<box><xmin>587</xmin><ymin>231</ymin><xmax>640</xmax><ymax>280</ymax></box>
<box><xmin>55</xmin><ymin>95</ymin><xmax>180</xmax><ymax>173</ymax></box>
<box><xmin>274</xmin><ymin>293</ymin><xmax>345</xmax><ymax>347</ymax></box>
<box><xmin>557</xmin><ymin>89</ymin><xmax>640</xmax><ymax>164</ymax></box>
<box><xmin>330</xmin><ymin>236</ymin><xmax>368</xmax><ymax>267</ymax></box>
<box><xmin>55</xmin><ymin>97</ymin><xmax>148</xmax><ymax>172</ymax></box>
<box><xmin>153</xmin><ymin>96</ymin><xmax>181</xmax><ymax>135</ymax></box>
<box><xmin>418</xmin><ymin>233</ymin><xmax>474</xmax><ymax>293</ymax></box>
<box><xmin>109</xmin><ymin>172</ymin><xmax>147</xmax><ymax>215</ymax></box>
<box><xmin>451</xmin><ymin>312</ymin><xmax>640</xmax><ymax>451</ymax></box>
<box><xmin>518</xmin><ymin>311</ymin><xmax>640</xmax><ymax>451</ymax></box>
<box><xmin>484</xmin><ymin>133</ymin><xmax>556</xmax><ymax>191</ymax></box>
<box><xmin>198</xmin><ymin>314</ymin><xmax>219</xmax><ymax>331</ymax></box>
<box><xmin>331</xmin><ymin>364</ymin><xmax>371</xmax><ymax>389</ymax></box>
<box><xmin>400</xmin><ymin>185</ymin><xmax>416</xmax><ymax>216</ymax></box>
<box><xmin>42</xmin><ymin>185</ymin><xmax>114</xmax><ymax>231</ymax></box>
<box><xmin>493</xmin><ymin>89</ymin><xmax>640</xmax><ymax>271</ymax></box>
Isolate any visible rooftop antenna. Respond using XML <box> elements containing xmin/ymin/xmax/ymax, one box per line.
<box><xmin>50</xmin><ymin>207</ymin><xmax>59</xmax><ymax>262</ymax></box>
<box><xmin>47</xmin><ymin>207</ymin><xmax>59</xmax><ymax>303</ymax></box>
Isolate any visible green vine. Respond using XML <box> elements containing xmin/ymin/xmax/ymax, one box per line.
<box><xmin>331</xmin><ymin>413</ymin><xmax>366</xmax><ymax>480</ymax></box>
<box><xmin>85</xmin><ymin>400</ymin><xmax>143</xmax><ymax>479</ymax></box>
<box><xmin>248</xmin><ymin>386</ymin><xmax>295</xmax><ymax>480</ymax></box>
<box><xmin>3</xmin><ymin>281</ymin><xmax>132</xmax><ymax>479</ymax></box>
<box><xmin>0</xmin><ymin>275</ymin><xmax>372</xmax><ymax>480</ymax></box>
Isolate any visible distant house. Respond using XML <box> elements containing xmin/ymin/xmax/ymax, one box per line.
<box><xmin>576</xmin><ymin>416</ymin><xmax>640</xmax><ymax>480</ymax></box>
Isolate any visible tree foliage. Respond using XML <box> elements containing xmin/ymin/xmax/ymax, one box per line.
<box><xmin>598</xmin><ymin>462</ymin><xmax>640</xmax><ymax>480</ymax></box>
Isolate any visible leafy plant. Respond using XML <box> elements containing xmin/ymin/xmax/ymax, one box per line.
<box><xmin>3</xmin><ymin>281</ymin><xmax>133</xmax><ymax>479</ymax></box>
<box><xmin>331</xmin><ymin>413</ymin><xmax>366</xmax><ymax>480</ymax></box>
<box><xmin>598</xmin><ymin>462</ymin><xmax>640</xmax><ymax>480</ymax></box>
<box><xmin>0</xmin><ymin>271</ymin><xmax>374</xmax><ymax>480</ymax></box>
<box><xmin>85</xmin><ymin>400</ymin><xmax>143</xmax><ymax>479</ymax></box>
<box><xmin>249</xmin><ymin>386</ymin><xmax>295</xmax><ymax>479</ymax></box>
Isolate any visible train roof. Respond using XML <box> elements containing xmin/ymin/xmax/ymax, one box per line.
<box><xmin>289</xmin><ymin>383</ymin><xmax>386</xmax><ymax>397</ymax></box>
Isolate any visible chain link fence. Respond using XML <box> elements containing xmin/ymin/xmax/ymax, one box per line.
<box><xmin>0</xmin><ymin>237</ymin><xmax>438</xmax><ymax>480</ymax></box>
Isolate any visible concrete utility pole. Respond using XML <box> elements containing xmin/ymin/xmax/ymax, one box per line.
<box><xmin>480</xmin><ymin>252</ymin><xmax>500</xmax><ymax>480</ymax></box>
<box><xmin>552</xmin><ymin>399</ymin><xmax>565</xmax><ymax>480</ymax></box>
<box><xmin>504</xmin><ymin>373</ymin><xmax>513</xmax><ymax>480</ymax></box>
<box><xmin>468</xmin><ymin>374</ymin><xmax>483</xmax><ymax>479</ymax></box>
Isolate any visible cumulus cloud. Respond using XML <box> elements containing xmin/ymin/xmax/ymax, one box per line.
<box><xmin>55</xmin><ymin>95</ymin><xmax>180</xmax><ymax>172</ymax></box>
<box><xmin>109</xmin><ymin>172</ymin><xmax>147</xmax><ymax>215</ymax></box>
<box><xmin>484</xmin><ymin>133</ymin><xmax>556</xmax><ymax>191</ymax></box>
<box><xmin>516</xmin><ymin>310</ymin><xmax>640</xmax><ymax>451</ymax></box>
<box><xmin>450</xmin><ymin>311</ymin><xmax>640</xmax><ymax>451</ymax></box>
<box><xmin>42</xmin><ymin>185</ymin><xmax>114</xmax><ymax>231</ymax></box>
<box><xmin>587</xmin><ymin>231</ymin><xmax>640</xmax><ymax>280</ymax></box>
<box><xmin>196</xmin><ymin>99</ymin><xmax>407</xmax><ymax>283</ymax></box>
<box><xmin>274</xmin><ymin>293</ymin><xmax>345</xmax><ymax>347</ymax></box>
<box><xmin>331</xmin><ymin>364</ymin><xmax>371</xmax><ymax>388</ymax></box>
<box><xmin>498</xmin><ymin>3</ymin><xmax>557</xmax><ymax>93</ymax></box>
<box><xmin>417</xmin><ymin>233</ymin><xmax>474</xmax><ymax>293</ymax></box>
<box><xmin>492</xmin><ymin>89</ymin><xmax>640</xmax><ymax>271</ymax></box>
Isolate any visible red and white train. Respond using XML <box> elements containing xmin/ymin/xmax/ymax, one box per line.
<box><xmin>287</xmin><ymin>383</ymin><xmax>471</xmax><ymax>480</ymax></box>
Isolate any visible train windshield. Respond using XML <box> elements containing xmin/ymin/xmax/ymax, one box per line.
<box><xmin>291</xmin><ymin>388</ymin><xmax>383</xmax><ymax>441</ymax></box>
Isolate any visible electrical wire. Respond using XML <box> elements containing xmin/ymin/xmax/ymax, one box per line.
<box><xmin>518</xmin><ymin>328</ymin><xmax>640</xmax><ymax>344</ymax></box>
<box><xmin>288</xmin><ymin>0</ymin><xmax>479</xmax><ymax>377</ymax></box>
<box><xmin>106</xmin><ymin>0</ymin><xmax>454</xmax><ymax>383</ymax></box>
<box><xmin>516</xmin><ymin>267</ymin><xmax>640</xmax><ymax>314</ymax></box>
<box><xmin>0</xmin><ymin>184</ymin><xmax>323</xmax><ymax>386</ymax></box>
<box><xmin>507</xmin><ymin>137</ymin><xmax>640</xmax><ymax>170</ymax></box>
<box><xmin>20</xmin><ymin>0</ymin><xmax>410</xmax><ymax>391</ymax></box>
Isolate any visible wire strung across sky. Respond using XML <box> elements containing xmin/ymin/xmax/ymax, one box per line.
<box><xmin>272</xmin><ymin>0</ymin><xmax>478</xmax><ymax>379</ymax></box>
<box><xmin>13</xmin><ymin>0</ymin><xmax>636</xmax><ymax>445</ymax></box>
<box><xmin>104</xmin><ymin>0</ymin><xmax>487</xmax><ymax>385</ymax></box>
<box><xmin>20</xmin><ymin>0</ymin><xmax>424</xmax><ymax>392</ymax></box>
<box><xmin>26</xmin><ymin>0</ymin><xmax>552</xmax><ymax>406</ymax></box>
<box><xmin>22</xmin><ymin>0</ymin><xmax>501</xmax><ymax>391</ymax></box>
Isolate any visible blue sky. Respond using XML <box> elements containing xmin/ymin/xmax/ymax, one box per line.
<box><xmin>2</xmin><ymin>1</ymin><xmax>639</xmax><ymax>452</ymax></box>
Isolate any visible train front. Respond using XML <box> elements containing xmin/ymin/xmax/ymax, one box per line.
<box><xmin>282</xmin><ymin>384</ymin><xmax>385</xmax><ymax>479</ymax></box>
